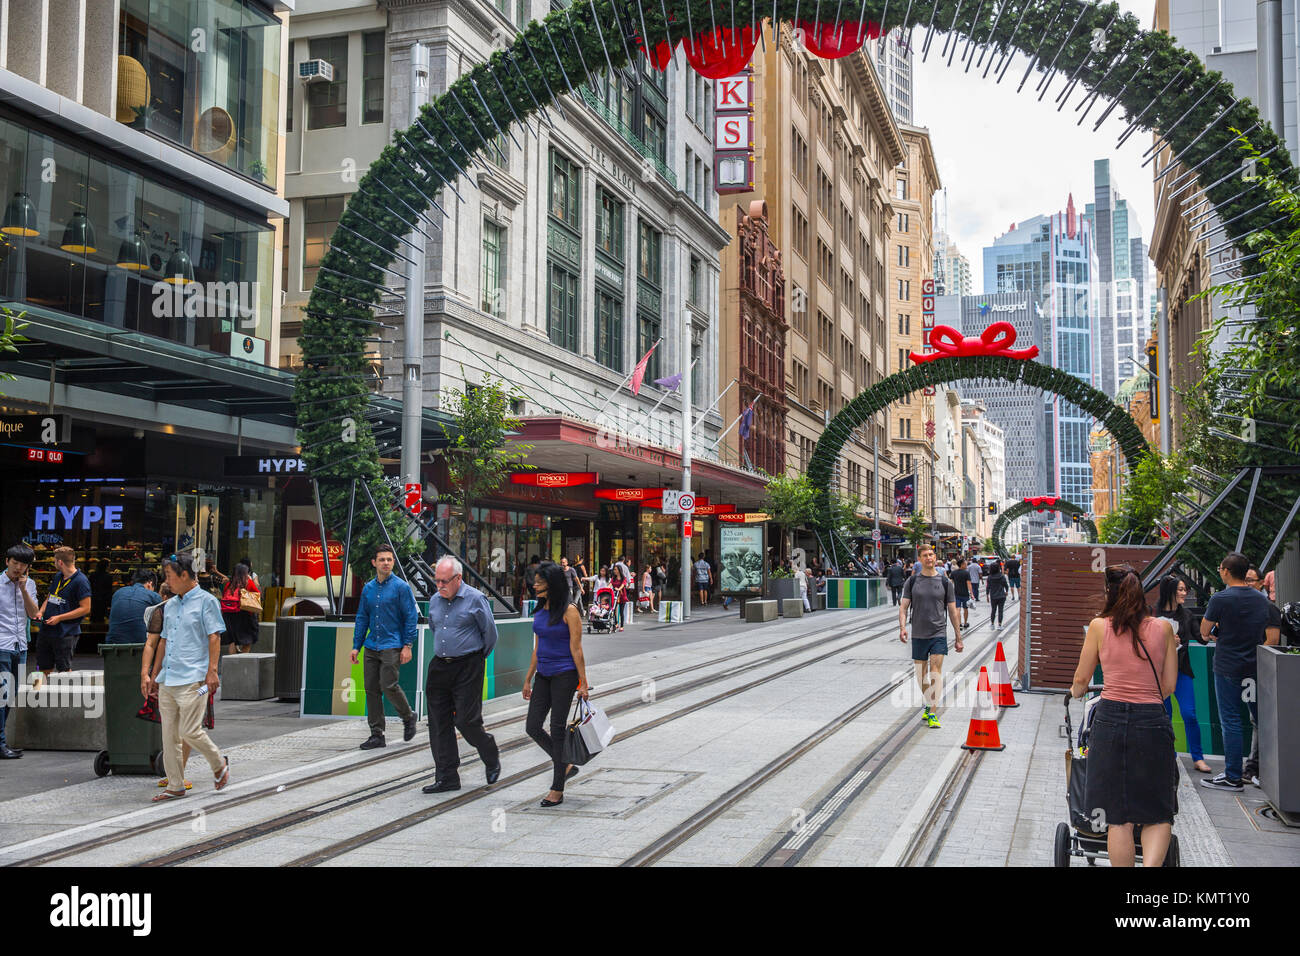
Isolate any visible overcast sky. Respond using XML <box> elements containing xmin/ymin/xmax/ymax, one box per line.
<box><xmin>912</xmin><ymin>0</ymin><xmax>1158</xmax><ymax>289</ymax></box>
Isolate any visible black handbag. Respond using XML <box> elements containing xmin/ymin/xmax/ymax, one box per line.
<box><xmin>561</xmin><ymin>698</ymin><xmax>598</xmax><ymax>766</ymax></box>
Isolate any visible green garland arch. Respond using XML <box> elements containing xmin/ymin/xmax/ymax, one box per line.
<box><xmin>806</xmin><ymin>355</ymin><xmax>1151</xmax><ymax>530</ymax></box>
<box><xmin>292</xmin><ymin>0</ymin><xmax>1295</xmax><ymax>569</ymax></box>
<box><xmin>991</xmin><ymin>499</ymin><xmax>1098</xmax><ymax>559</ymax></box>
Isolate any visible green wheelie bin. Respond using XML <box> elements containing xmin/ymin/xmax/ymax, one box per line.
<box><xmin>95</xmin><ymin>643</ymin><xmax>164</xmax><ymax>777</ymax></box>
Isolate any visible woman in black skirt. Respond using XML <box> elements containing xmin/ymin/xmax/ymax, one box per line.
<box><xmin>1071</xmin><ymin>564</ymin><xmax>1179</xmax><ymax>866</ymax></box>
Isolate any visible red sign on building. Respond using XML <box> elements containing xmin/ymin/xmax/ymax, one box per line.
<box><xmin>510</xmin><ymin>472</ymin><xmax>599</xmax><ymax>487</ymax></box>
<box><xmin>289</xmin><ymin>520</ymin><xmax>344</xmax><ymax>579</ymax></box>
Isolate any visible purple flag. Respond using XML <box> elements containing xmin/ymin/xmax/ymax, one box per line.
<box><xmin>653</xmin><ymin>373</ymin><xmax>682</xmax><ymax>391</ymax></box>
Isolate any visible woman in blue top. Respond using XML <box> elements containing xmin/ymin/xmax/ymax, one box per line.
<box><xmin>523</xmin><ymin>561</ymin><xmax>590</xmax><ymax>807</ymax></box>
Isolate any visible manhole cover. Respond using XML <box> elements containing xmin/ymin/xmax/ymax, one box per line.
<box><xmin>1259</xmin><ymin>806</ymin><xmax>1279</xmax><ymax>821</ymax></box>
<box><xmin>513</xmin><ymin>768</ymin><xmax>701</xmax><ymax>818</ymax></box>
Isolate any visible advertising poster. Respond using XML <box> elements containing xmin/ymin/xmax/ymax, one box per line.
<box><xmin>719</xmin><ymin>525</ymin><xmax>764</xmax><ymax>595</ymax></box>
<box><xmin>283</xmin><ymin>504</ymin><xmax>345</xmax><ymax>598</ymax></box>
<box><xmin>175</xmin><ymin>494</ymin><xmax>198</xmax><ymax>553</ymax></box>
<box><xmin>893</xmin><ymin>474</ymin><xmax>916</xmax><ymax>521</ymax></box>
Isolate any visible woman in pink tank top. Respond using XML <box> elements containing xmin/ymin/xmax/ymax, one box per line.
<box><xmin>1071</xmin><ymin>565</ymin><xmax>1179</xmax><ymax>866</ymax></box>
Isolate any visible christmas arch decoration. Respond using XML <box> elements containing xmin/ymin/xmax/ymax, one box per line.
<box><xmin>292</xmin><ymin>0</ymin><xmax>1296</xmax><ymax>559</ymax></box>
<box><xmin>990</xmin><ymin>497</ymin><xmax>1099</xmax><ymax>559</ymax></box>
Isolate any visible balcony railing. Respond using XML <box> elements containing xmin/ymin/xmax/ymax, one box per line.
<box><xmin>579</xmin><ymin>87</ymin><xmax>677</xmax><ymax>188</ymax></box>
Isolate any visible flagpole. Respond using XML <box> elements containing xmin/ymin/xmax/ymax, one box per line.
<box><xmin>691</xmin><ymin>377</ymin><xmax>740</xmax><ymax>437</ymax></box>
<box><xmin>705</xmin><ymin>385</ymin><xmax>753</xmax><ymax>451</ymax></box>
<box><xmin>591</xmin><ymin>337</ymin><xmax>662</xmax><ymax>420</ymax></box>
<box><xmin>628</xmin><ymin>359</ymin><xmax>697</xmax><ymax>435</ymax></box>
<box><xmin>680</xmin><ymin>320</ymin><xmax>692</xmax><ymax>622</ymax></box>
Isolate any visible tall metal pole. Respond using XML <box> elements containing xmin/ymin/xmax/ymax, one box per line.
<box><xmin>401</xmin><ymin>42</ymin><xmax>430</xmax><ymax>505</ymax></box>
<box><xmin>929</xmin><ymin>455</ymin><xmax>937</xmax><ymax>544</ymax></box>
<box><xmin>1156</xmin><ymin>287</ymin><xmax>1171</xmax><ymax>454</ymax></box>
<box><xmin>1258</xmin><ymin>0</ymin><xmax>1286</xmax><ymax>150</ymax></box>
<box><xmin>873</xmin><ymin>435</ymin><xmax>880</xmax><ymax>558</ymax></box>
<box><xmin>681</xmin><ymin>313</ymin><xmax>693</xmax><ymax>620</ymax></box>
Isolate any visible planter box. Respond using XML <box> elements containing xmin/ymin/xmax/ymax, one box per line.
<box><xmin>1258</xmin><ymin>645</ymin><xmax>1300</xmax><ymax>814</ymax></box>
<box><xmin>766</xmin><ymin>578</ymin><xmax>800</xmax><ymax>604</ymax></box>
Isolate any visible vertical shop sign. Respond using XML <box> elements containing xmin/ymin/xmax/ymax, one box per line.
<box><xmin>922</xmin><ymin>279</ymin><xmax>936</xmax><ymax>396</ymax></box>
<box><xmin>714</xmin><ymin>70</ymin><xmax>755</xmax><ymax>194</ymax></box>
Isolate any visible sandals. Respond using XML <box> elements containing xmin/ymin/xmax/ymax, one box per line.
<box><xmin>156</xmin><ymin>778</ymin><xmax>193</xmax><ymax>790</ymax></box>
<box><xmin>151</xmin><ymin>789</ymin><xmax>186</xmax><ymax>803</ymax></box>
<box><xmin>213</xmin><ymin>756</ymin><xmax>230</xmax><ymax>791</ymax></box>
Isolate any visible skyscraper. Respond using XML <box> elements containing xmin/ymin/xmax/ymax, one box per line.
<box><xmin>1087</xmin><ymin>159</ymin><xmax>1150</xmax><ymax>396</ymax></box>
<box><xmin>870</xmin><ymin>28</ymin><xmax>914</xmax><ymax>125</ymax></box>
<box><xmin>983</xmin><ymin>196</ymin><xmax>1100</xmax><ymax>509</ymax></box>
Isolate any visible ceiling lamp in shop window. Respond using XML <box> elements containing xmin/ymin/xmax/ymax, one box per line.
<box><xmin>2</xmin><ymin>192</ymin><xmax>38</xmax><ymax>237</ymax></box>
<box><xmin>163</xmin><ymin>245</ymin><xmax>195</xmax><ymax>285</ymax></box>
<box><xmin>59</xmin><ymin>211</ymin><xmax>97</xmax><ymax>254</ymax></box>
<box><xmin>115</xmin><ymin>231</ymin><xmax>149</xmax><ymax>271</ymax></box>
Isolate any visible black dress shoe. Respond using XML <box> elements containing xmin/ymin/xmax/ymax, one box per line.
<box><xmin>485</xmin><ymin>763</ymin><xmax>501</xmax><ymax>785</ymax></box>
<box><xmin>422</xmin><ymin>780</ymin><xmax>461</xmax><ymax>794</ymax></box>
<box><xmin>359</xmin><ymin>734</ymin><xmax>385</xmax><ymax>750</ymax></box>
<box><xmin>0</xmin><ymin>747</ymin><xmax>21</xmax><ymax>759</ymax></box>
<box><xmin>539</xmin><ymin>795</ymin><xmax>563</xmax><ymax>807</ymax></box>
<box><xmin>402</xmin><ymin>715</ymin><xmax>418</xmax><ymax>742</ymax></box>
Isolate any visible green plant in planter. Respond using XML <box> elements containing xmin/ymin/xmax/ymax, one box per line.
<box><xmin>249</xmin><ymin>160</ymin><xmax>268</xmax><ymax>181</ymax></box>
<box><xmin>770</xmin><ymin>567</ymin><xmax>794</xmax><ymax>579</ymax></box>
<box><xmin>130</xmin><ymin>105</ymin><xmax>155</xmax><ymax>129</ymax></box>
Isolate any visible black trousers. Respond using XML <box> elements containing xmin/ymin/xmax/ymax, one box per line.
<box><xmin>990</xmin><ymin>597</ymin><xmax>1005</xmax><ymax>626</ymax></box>
<box><xmin>526</xmin><ymin>669</ymin><xmax>580</xmax><ymax>792</ymax></box>
<box><xmin>426</xmin><ymin>653</ymin><xmax>499</xmax><ymax>784</ymax></box>
<box><xmin>890</xmin><ymin>586</ymin><xmax>902</xmax><ymax>605</ymax></box>
<box><xmin>34</xmin><ymin>626</ymin><xmax>74</xmax><ymax>672</ymax></box>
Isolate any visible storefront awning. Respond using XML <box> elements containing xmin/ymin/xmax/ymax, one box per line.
<box><xmin>512</xmin><ymin>416</ymin><xmax>770</xmax><ymax>510</ymax></box>
<box><xmin>0</xmin><ymin>300</ymin><xmax>455</xmax><ymax>451</ymax></box>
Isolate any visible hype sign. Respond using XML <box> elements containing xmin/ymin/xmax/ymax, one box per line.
<box><xmin>34</xmin><ymin>506</ymin><xmax>124</xmax><ymax>530</ymax></box>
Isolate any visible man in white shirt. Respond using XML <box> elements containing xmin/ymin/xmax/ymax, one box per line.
<box><xmin>1</xmin><ymin>544</ymin><xmax>40</xmax><ymax>759</ymax></box>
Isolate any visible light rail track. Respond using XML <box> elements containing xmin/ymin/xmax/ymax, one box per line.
<box><xmin>623</xmin><ymin>608</ymin><xmax>1021</xmax><ymax>867</ymax></box>
<box><xmin>7</xmin><ymin>607</ymin><xmax>895</xmax><ymax>867</ymax></box>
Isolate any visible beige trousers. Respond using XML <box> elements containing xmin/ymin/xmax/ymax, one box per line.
<box><xmin>158</xmin><ymin>682</ymin><xmax>223</xmax><ymax>791</ymax></box>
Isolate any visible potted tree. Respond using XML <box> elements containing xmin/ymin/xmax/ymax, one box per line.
<box><xmin>760</xmin><ymin>473</ymin><xmax>816</xmax><ymax>603</ymax></box>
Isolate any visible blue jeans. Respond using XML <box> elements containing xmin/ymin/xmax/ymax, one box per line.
<box><xmin>1212</xmin><ymin>672</ymin><xmax>1257</xmax><ymax>782</ymax></box>
<box><xmin>0</xmin><ymin>648</ymin><xmax>26</xmax><ymax>748</ymax></box>
<box><xmin>1164</xmin><ymin>671</ymin><xmax>1205</xmax><ymax>762</ymax></box>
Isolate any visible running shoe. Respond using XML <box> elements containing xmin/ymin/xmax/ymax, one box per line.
<box><xmin>924</xmin><ymin>710</ymin><xmax>941</xmax><ymax>729</ymax></box>
<box><xmin>920</xmin><ymin>706</ymin><xmax>932</xmax><ymax>724</ymax></box>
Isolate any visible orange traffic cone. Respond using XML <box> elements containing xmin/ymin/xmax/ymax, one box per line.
<box><xmin>961</xmin><ymin>666</ymin><xmax>1006</xmax><ymax>752</ymax></box>
<box><xmin>991</xmin><ymin>641</ymin><xmax>1020</xmax><ymax>708</ymax></box>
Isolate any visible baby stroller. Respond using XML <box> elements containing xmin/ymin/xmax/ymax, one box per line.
<box><xmin>587</xmin><ymin>587</ymin><xmax>616</xmax><ymax>634</ymax></box>
<box><xmin>1054</xmin><ymin>689</ymin><xmax>1181</xmax><ymax>866</ymax></box>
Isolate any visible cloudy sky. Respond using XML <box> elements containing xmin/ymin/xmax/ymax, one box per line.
<box><xmin>912</xmin><ymin>0</ymin><xmax>1158</xmax><ymax>288</ymax></box>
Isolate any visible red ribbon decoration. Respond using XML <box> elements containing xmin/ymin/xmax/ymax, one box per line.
<box><xmin>1023</xmin><ymin>496</ymin><xmax>1061</xmax><ymax>511</ymax></box>
<box><xmin>683</xmin><ymin>24</ymin><xmax>759</xmax><ymax>79</ymax></box>
<box><xmin>908</xmin><ymin>321</ymin><xmax>1040</xmax><ymax>364</ymax></box>
<box><xmin>637</xmin><ymin>35</ymin><xmax>680</xmax><ymax>71</ymax></box>
<box><xmin>797</xmin><ymin>20</ymin><xmax>883</xmax><ymax>58</ymax></box>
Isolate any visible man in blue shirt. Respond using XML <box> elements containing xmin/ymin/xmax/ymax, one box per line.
<box><xmin>35</xmin><ymin>546</ymin><xmax>91</xmax><ymax>672</ymax></box>
<box><xmin>1200</xmin><ymin>552</ymin><xmax>1279</xmax><ymax>792</ymax></box>
<box><xmin>147</xmin><ymin>554</ymin><xmax>229</xmax><ymax>801</ymax></box>
<box><xmin>352</xmin><ymin>545</ymin><xmax>418</xmax><ymax>750</ymax></box>
<box><xmin>105</xmin><ymin>569</ymin><xmax>163</xmax><ymax>644</ymax></box>
<box><xmin>422</xmin><ymin>555</ymin><xmax>500</xmax><ymax>794</ymax></box>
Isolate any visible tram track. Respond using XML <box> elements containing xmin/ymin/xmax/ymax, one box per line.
<box><xmin>6</xmin><ymin>607</ymin><xmax>895</xmax><ymax>867</ymax></box>
<box><xmin>622</xmin><ymin>607</ymin><xmax>1020</xmax><ymax>867</ymax></box>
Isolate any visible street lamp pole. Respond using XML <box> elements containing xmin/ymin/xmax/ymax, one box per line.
<box><xmin>681</xmin><ymin>314</ymin><xmax>693</xmax><ymax>620</ymax></box>
<box><xmin>400</xmin><ymin>42</ymin><xmax>430</xmax><ymax>504</ymax></box>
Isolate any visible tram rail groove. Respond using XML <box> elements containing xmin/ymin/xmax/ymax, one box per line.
<box><xmin>282</xmin><ymin>614</ymin><xmax>911</xmax><ymax>867</ymax></box>
<box><xmin>624</xmin><ymin>610</ymin><xmax>1020</xmax><ymax>868</ymax></box>
<box><xmin>7</xmin><ymin>610</ymin><xmax>897</xmax><ymax>867</ymax></box>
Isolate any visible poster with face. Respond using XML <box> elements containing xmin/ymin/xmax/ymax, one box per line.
<box><xmin>720</xmin><ymin>525</ymin><xmax>764</xmax><ymax>595</ymax></box>
<box><xmin>198</xmin><ymin>496</ymin><xmax>219</xmax><ymax>565</ymax></box>
<box><xmin>175</xmin><ymin>494</ymin><xmax>198</xmax><ymax>554</ymax></box>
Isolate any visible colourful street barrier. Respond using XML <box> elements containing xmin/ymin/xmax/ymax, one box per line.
<box><xmin>824</xmin><ymin>577</ymin><xmax>888</xmax><ymax>609</ymax></box>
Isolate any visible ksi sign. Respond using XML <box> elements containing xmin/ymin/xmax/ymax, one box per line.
<box><xmin>714</xmin><ymin>70</ymin><xmax>754</xmax><ymax>195</ymax></box>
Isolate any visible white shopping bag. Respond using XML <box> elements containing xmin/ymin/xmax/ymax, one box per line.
<box><xmin>577</xmin><ymin>700</ymin><xmax>616</xmax><ymax>753</ymax></box>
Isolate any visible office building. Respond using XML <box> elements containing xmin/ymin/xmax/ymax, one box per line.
<box><xmin>1086</xmin><ymin>158</ymin><xmax>1151</xmax><ymax>396</ymax></box>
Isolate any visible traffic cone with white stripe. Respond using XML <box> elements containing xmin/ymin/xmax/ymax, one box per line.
<box><xmin>990</xmin><ymin>641</ymin><xmax>1020</xmax><ymax>708</ymax></box>
<box><xmin>960</xmin><ymin>666</ymin><xmax>1006</xmax><ymax>752</ymax></box>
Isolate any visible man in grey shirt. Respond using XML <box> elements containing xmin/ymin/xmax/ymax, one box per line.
<box><xmin>899</xmin><ymin>545</ymin><xmax>963</xmax><ymax>728</ymax></box>
<box><xmin>422</xmin><ymin>556</ymin><xmax>501</xmax><ymax>794</ymax></box>
<box><xmin>967</xmin><ymin>558</ymin><xmax>981</xmax><ymax>602</ymax></box>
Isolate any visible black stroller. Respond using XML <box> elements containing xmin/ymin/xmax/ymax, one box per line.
<box><xmin>1054</xmin><ymin>689</ymin><xmax>1181</xmax><ymax>867</ymax></box>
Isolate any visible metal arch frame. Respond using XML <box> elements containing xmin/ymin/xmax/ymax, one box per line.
<box><xmin>807</xmin><ymin>355</ymin><xmax>1152</xmax><ymax>533</ymax></box>
<box><xmin>292</xmin><ymin>0</ymin><xmax>1295</xmax><ymax>575</ymax></box>
<box><xmin>990</xmin><ymin>498</ymin><xmax>1098</xmax><ymax>559</ymax></box>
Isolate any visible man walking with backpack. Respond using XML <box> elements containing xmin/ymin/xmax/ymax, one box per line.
<box><xmin>899</xmin><ymin>546</ymin><xmax>963</xmax><ymax>729</ymax></box>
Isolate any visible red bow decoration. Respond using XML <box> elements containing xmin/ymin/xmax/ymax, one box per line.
<box><xmin>683</xmin><ymin>24</ymin><xmax>759</xmax><ymax>79</ymax></box>
<box><xmin>908</xmin><ymin>321</ymin><xmax>1040</xmax><ymax>364</ymax></box>
<box><xmin>1023</xmin><ymin>496</ymin><xmax>1061</xmax><ymax>511</ymax></box>
<box><xmin>797</xmin><ymin>20</ymin><xmax>883</xmax><ymax>58</ymax></box>
<box><xmin>637</xmin><ymin>35</ymin><xmax>680</xmax><ymax>71</ymax></box>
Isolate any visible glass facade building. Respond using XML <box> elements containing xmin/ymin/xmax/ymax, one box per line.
<box><xmin>118</xmin><ymin>0</ymin><xmax>282</xmax><ymax>187</ymax></box>
<box><xmin>982</xmin><ymin>197</ymin><xmax>1100</xmax><ymax>510</ymax></box>
<box><xmin>0</xmin><ymin>112</ymin><xmax>275</xmax><ymax>351</ymax></box>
